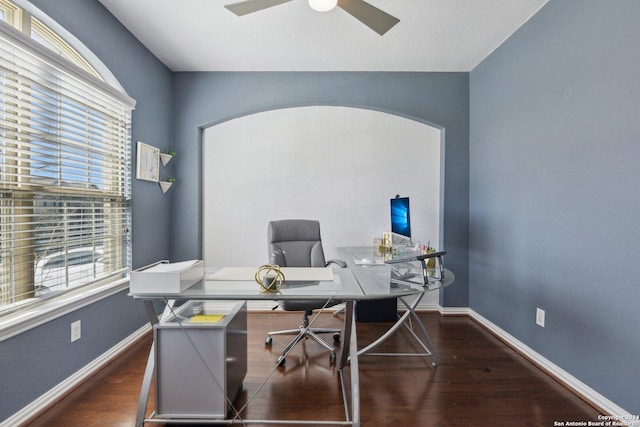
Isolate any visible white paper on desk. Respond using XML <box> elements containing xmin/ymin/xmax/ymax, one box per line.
<box><xmin>207</xmin><ymin>267</ymin><xmax>334</xmax><ymax>281</ymax></box>
<box><xmin>144</xmin><ymin>260</ymin><xmax>200</xmax><ymax>272</ymax></box>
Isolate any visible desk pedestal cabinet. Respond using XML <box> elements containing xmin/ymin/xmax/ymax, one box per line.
<box><xmin>153</xmin><ymin>301</ymin><xmax>247</xmax><ymax>419</ymax></box>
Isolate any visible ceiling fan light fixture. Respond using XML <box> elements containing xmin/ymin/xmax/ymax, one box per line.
<box><xmin>308</xmin><ymin>0</ymin><xmax>337</xmax><ymax>12</ymax></box>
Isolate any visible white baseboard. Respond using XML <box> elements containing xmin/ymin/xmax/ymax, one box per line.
<box><xmin>468</xmin><ymin>308</ymin><xmax>631</xmax><ymax>418</ymax></box>
<box><xmin>2</xmin><ymin>323</ymin><xmax>151</xmax><ymax>427</ymax></box>
<box><xmin>438</xmin><ymin>306</ymin><xmax>470</xmax><ymax>316</ymax></box>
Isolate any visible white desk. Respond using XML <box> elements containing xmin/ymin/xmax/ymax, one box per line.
<box><xmin>131</xmin><ymin>262</ymin><xmax>453</xmax><ymax>426</ymax></box>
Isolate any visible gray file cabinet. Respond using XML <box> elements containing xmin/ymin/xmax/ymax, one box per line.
<box><xmin>153</xmin><ymin>301</ymin><xmax>247</xmax><ymax>419</ymax></box>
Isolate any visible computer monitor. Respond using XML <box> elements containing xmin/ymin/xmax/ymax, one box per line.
<box><xmin>390</xmin><ymin>196</ymin><xmax>411</xmax><ymax>240</ymax></box>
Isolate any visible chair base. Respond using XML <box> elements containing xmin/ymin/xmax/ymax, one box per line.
<box><xmin>265</xmin><ymin>312</ymin><xmax>341</xmax><ymax>366</ymax></box>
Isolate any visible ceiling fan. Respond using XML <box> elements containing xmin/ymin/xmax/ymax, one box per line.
<box><xmin>224</xmin><ymin>0</ymin><xmax>400</xmax><ymax>36</ymax></box>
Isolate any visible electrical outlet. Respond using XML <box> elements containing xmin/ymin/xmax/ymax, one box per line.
<box><xmin>536</xmin><ymin>308</ymin><xmax>545</xmax><ymax>328</ymax></box>
<box><xmin>71</xmin><ymin>320</ymin><xmax>81</xmax><ymax>342</ymax></box>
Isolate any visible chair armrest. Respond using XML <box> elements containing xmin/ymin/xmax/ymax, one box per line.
<box><xmin>326</xmin><ymin>259</ymin><xmax>347</xmax><ymax>268</ymax></box>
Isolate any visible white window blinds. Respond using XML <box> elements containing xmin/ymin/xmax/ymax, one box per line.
<box><xmin>0</xmin><ymin>24</ymin><xmax>135</xmax><ymax>308</ymax></box>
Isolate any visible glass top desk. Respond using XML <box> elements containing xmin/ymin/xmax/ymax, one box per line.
<box><xmin>336</xmin><ymin>247</ymin><xmax>455</xmax><ymax>364</ymax></box>
<box><xmin>131</xmin><ymin>265</ymin><xmax>435</xmax><ymax>426</ymax></box>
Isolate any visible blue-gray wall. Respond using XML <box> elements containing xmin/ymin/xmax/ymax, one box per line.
<box><xmin>169</xmin><ymin>72</ymin><xmax>470</xmax><ymax>308</ymax></box>
<box><xmin>4</xmin><ymin>0</ymin><xmax>637</xmax><ymax>421</ymax></box>
<box><xmin>470</xmin><ymin>0</ymin><xmax>639</xmax><ymax>413</ymax></box>
<box><xmin>0</xmin><ymin>0</ymin><xmax>173</xmax><ymax>420</ymax></box>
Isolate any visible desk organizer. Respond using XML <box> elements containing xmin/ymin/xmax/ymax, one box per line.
<box><xmin>130</xmin><ymin>260</ymin><xmax>204</xmax><ymax>293</ymax></box>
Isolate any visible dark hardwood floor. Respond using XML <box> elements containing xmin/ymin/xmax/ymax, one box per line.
<box><xmin>26</xmin><ymin>312</ymin><xmax>602</xmax><ymax>426</ymax></box>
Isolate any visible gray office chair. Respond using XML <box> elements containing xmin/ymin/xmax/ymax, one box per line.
<box><xmin>265</xmin><ymin>219</ymin><xmax>346</xmax><ymax>367</ymax></box>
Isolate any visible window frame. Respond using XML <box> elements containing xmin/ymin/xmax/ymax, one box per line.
<box><xmin>0</xmin><ymin>0</ymin><xmax>22</xmax><ymax>30</ymax></box>
<box><xmin>0</xmin><ymin>2</ymin><xmax>135</xmax><ymax>338</ymax></box>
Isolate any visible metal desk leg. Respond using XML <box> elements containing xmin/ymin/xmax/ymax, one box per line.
<box><xmin>348</xmin><ymin>303</ymin><xmax>360</xmax><ymax>427</ymax></box>
<box><xmin>400</xmin><ymin>295</ymin><xmax>437</xmax><ymax>366</ymax></box>
<box><xmin>356</xmin><ymin>292</ymin><xmax>437</xmax><ymax>365</ymax></box>
<box><xmin>135</xmin><ymin>342</ymin><xmax>154</xmax><ymax>427</ymax></box>
<box><xmin>136</xmin><ymin>300</ymin><xmax>160</xmax><ymax>427</ymax></box>
<box><xmin>339</xmin><ymin>301</ymin><xmax>354</xmax><ymax>369</ymax></box>
<box><xmin>338</xmin><ymin>301</ymin><xmax>360</xmax><ymax>426</ymax></box>
<box><xmin>356</xmin><ymin>291</ymin><xmax>425</xmax><ymax>356</ymax></box>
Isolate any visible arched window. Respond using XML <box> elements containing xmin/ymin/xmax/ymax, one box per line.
<box><xmin>30</xmin><ymin>17</ymin><xmax>101</xmax><ymax>79</ymax></box>
<box><xmin>0</xmin><ymin>0</ymin><xmax>100</xmax><ymax>78</ymax></box>
<box><xmin>0</xmin><ymin>0</ymin><xmax>135</xmax><ymax>312</ymax></box>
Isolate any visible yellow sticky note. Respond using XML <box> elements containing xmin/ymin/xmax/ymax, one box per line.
<box><xmin>189</xmin><ymin>314</ymin><xmax>224</xmax><ymax>323</ymax></box>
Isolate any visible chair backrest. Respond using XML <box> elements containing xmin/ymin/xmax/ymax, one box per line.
<box><xmin>267</xmin><ymin>219</ymin><xmax>327</xmax><ymax>268</ymax></box>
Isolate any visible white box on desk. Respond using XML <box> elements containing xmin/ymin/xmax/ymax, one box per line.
<box><xmin>130</xmin><ymin>260</ymin><xmax>204</xmax><ymax>294</ymax></box>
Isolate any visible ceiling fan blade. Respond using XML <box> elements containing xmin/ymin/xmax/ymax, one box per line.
<box><xmin>225</xmin><ymin>0</ymin><xmax>294</xmax><ymax>16</ymax></box>
<box><xmin>337</xmin><ymin>0</ymin><xmax>399</xmax><ymax>35</ymax></box>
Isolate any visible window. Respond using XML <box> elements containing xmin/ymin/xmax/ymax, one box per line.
<box><xmin>0</xmin><ymin>0</ymin><xmax>99</xmax><ymax>78</ymax></box>
<box><xmin>0</xmin><ymin>2</ymin><xmax>134</xmax><ymax>312</ymax></box>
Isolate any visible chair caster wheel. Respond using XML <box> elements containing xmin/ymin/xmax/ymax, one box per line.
<box><xmin>333</xmin><ymin>333</ymin><xmax>341</xmax><ymax>343</ymax></box>
<box><xmin>265</xmin><ymin>336</ymin><xmax>273</xmax><ymax>346</ymax></box>
<box><xmin>277</xmin><ymin>356</ymin><xmax>286</xmax><ymax>367</ymax></box>
<box><xmin>329</xmin><ymin>352</ymin><xmax>336</xmax><ymax>364</ymax></box>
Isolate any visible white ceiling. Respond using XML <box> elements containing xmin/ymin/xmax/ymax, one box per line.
<box><xmin>98</xmin><ymin>0</ymin><xmax>549</xmax><ymax>72</ymax></box>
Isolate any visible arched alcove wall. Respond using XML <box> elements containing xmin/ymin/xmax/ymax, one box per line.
<box><xmin>202</xmin><ymin>105</ymin><xmax>442</xmax><ymax>267</ymax></box>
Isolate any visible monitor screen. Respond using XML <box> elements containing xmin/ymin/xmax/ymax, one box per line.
<box><xmin>390</xmin><ymin>197</ymin><xmax>411</xmax><ymax>239</ymax></box>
